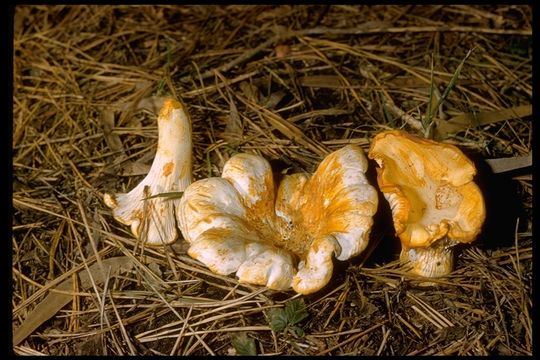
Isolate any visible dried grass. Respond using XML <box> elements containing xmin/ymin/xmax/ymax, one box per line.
<box><xmin>12</xmin><ymin>5</ymin><xmax>532</xmax><ymax>355</ymax></box>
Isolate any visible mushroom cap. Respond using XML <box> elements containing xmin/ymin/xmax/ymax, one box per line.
<box><xmin>368</xmin><ymin>130</ymin><xmax>485</xmax><ymax>249</ymax></box>
<box><xmin>177</xmin><ymin>145</ymin><xmax>378</xmax><ymax>294</ymax></box>
<box><xmin>104</xmin><ymin>98</ymin><xmax>192</xmax><ymax>245</ymax></box>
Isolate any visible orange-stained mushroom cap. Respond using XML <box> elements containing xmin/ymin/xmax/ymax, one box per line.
<box><xmin>368</xmin><ymin>130</ymin><xmax>485</xmax><ymax>277</ymax></box>
<box><xmin>177</xmin><ymin>145</ymin><xmax>378</xmax><ymax>294</ymax></box>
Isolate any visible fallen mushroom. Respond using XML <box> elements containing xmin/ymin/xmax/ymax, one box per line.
<box><xmin>368</xmin><ymin>130</ymin><xmax>485</xmax><ymax>277</ymax></box>
<box><xmin>177</xmin><ymin>145</ymin><xmax>378</xmax><ymax>294</ymax></box>
<box><xmin>104</xmin><ymin>98</ymin><xmax>192</xmax><ymax>245</ymax></box>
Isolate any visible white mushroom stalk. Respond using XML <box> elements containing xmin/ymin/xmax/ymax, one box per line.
<box><xmin>177</xmin><ymin>145</ymin><xmax>378</xmax><ymax>295</ymax></box>
<box><xmin>104</xmin><ymin>98</ymin><xmax>192</xmax><ymax>245</ymax></box>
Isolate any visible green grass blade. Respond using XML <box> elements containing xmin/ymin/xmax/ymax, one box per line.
<box><xmin>425</xmin><ymin>48</ymin><xmax>475</xmax><ymax>138</ymax></box>
<box><xmin>142</xmin><ymin>191</ymin><xmax>184</xmax><ymax>200</ymax></box>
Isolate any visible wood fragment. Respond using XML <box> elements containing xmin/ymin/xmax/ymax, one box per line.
<box><xmin>435</xmin><ymin>104</ymin><xmax>531</xmax><ymax>138</ymax></box>
<box><xmin>485</xmin><ymin>154</ymin><xmax>532</xmax><ymax>173</ymax></box>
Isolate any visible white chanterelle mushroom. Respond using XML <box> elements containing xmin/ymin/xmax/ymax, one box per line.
<box><xmin>104</xmin><ymin>98</ymin><xmax>192</xmax><ymax>245</ymax></box>
<box><xmin>368</xmin><ymin>130</ymin><xmax>486</xmax><ymax>278</ymax></box>
<box><xmin>177</xmin><ymin>145</ymin><xmax>378</xmax><ymax>295</ymax></box>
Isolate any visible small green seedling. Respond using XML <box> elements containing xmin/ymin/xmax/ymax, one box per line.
<box><xmin>231</xmin><ymin>332</ymin><xmax>257</xmax><ymax>356</ymax></box>
<box><xmin>156</xmin><ymin>38</ymin><xmax>173</xmax><ymax>96</ymax></box>
<box><xmin>268</xmin><ymin>298</ymin><xmax>309</xmax><ymax>338</ymax></box>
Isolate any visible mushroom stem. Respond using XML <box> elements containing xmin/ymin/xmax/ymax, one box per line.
<box><xmin>399</xmin><ymin>237</ymin><xmax>454</xmax><ymax>277</ymax></box>
<box><xmin>104</xmin><ymin>98</ymin><xmax>192</xmax><ymax>245</ymax></box>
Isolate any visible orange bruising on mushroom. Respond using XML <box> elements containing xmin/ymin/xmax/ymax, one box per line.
<box><xmin>270</xmin><ymin>151</ymin><xmax>374</xmax><ymax>260</ymax></box>
<box><xmin>159</xmin><ymin>98</ymin><xmax>182</xmax><ymax>120</ymax></box>
<box><xmin>242</xmin><ymin>163</ymin><xmax>281</xmax><ymax>243</ymax></box>
<box><xmin>226</xmin><ymin>157</ymin><xmax>312</xmax><ymax>260</ymax></box>
<box><xmin>271</xmin><ymin>145</ymin><xmax>377</xmax><ymax>262</ymax></box>
<box><xmin>162</xmin><ymin>161</ymin><xmax>174</xmax><ymax>177</ymax></box>
<box><xmin>218</xmin><ymin>152</ymin><xmax>333</xmax><ymax>261</ymax></box>
<box><xmin>300</xmin><ymin>146</ymin><xmax>377</xmax><ymax>258</ymax></box>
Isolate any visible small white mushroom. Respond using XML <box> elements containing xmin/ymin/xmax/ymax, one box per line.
<box><xmin>177</xmin><ymin>145</ymin><xmax>378</xmax><ymax>294</ymax></box>
<box><xmin>104</xmin><ymin>98</ymin><xmax>192</xmax><ymax>245</ymax></box>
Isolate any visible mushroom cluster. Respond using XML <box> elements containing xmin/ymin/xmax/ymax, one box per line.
<box><xmin>104</xmin><ymin>99</ymin><xmax>486</xmax><ymax>294</ymax></box>
<box><xmin>368</xmin><ymin>130</ymin><xmax>485</xmax><ymax>277</ymax></box>
<box><xmin>177</xmin><ymin>146</ymin><xmax>378</xmax><ymax>294</ymax></box>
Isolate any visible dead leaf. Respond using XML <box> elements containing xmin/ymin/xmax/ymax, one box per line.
<box><xmin>147</xmin><ymin>261</ymin><xmax>162</xmax><ymax>277</ymax></box>
<box><xmin>485</xmin><ymin>154</ymin><xmax>532</xmax><ymax>174</ymax></box>
<box><xmin>275</xmin><ymin>44</ymin><xmax>291</xmax><ymax>58</ymax></box>
<box><xmin>261</xmin><ymin>90</ymin><xmax>286</xmax><ymax>109</ymax></box>
<box><xmin>221</xmin><ymin>100</ymin><xmax>244</xmax><ymax>146</ymax></box>
<box><xmin>123</xmin><ymin>95</ymin><xmax>167</xmax><ymax>115</ymax></box>
<box><xmin>114</xmin><ymin>95</ymin><xmax>169</xmax><ymax>131</ymax></box>
<box><xmin>298</xmin><ymin>75</ymin><xmax>347</xmax><ymax>88</ymax></box>
<box><xmin>121</xmin><ymin>161</ymin><xmax>152</xmax><ymax>177</ymax></box>
<box><xmin>99</xmin><ymin>110</ymin><xmax>124</xmax><ymax>155</ymax></box>
<box><xmin>435</xmin><ymin>104</ymin><xmax>531</xmax><ymax>138</ymax></box>
<box><xmin>288</xmin><ymin>108</ymin><xmax>354</xmax><ymax>123</ymax></box>
<box><xmin>13</xmin><ymin>256</ymin><xmax>133</xmax><ymax>346</ymax></box>
<box><xmin>239</xmin><ymin>81</ymin><xmax>261</xmax><ymax>104</ymax></box>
